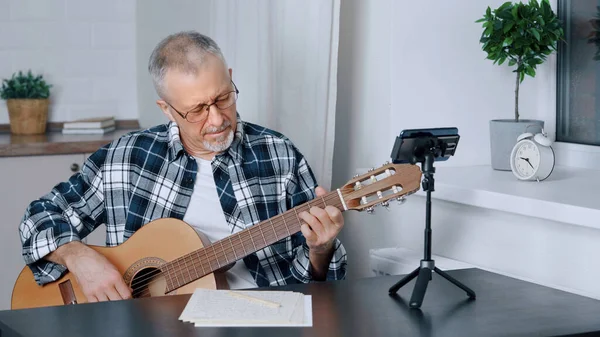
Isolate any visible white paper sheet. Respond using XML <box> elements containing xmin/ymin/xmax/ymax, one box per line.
<box><xmin>178</xmin><ymin>289</ymin><xmax>313</xmax><ymax>327</ymax></box>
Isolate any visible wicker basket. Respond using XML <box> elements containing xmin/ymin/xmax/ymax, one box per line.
<box><xmin>6</xmin><ymin>99</ymin><xmax>49</xmax><ymax>135</ymax></box>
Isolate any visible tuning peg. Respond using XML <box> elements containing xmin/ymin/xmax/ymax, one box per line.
<box><xmin>353</xmin><ymin>174</ymin><xmax>359</xmax><ymax>178</ymax></box>
<box><xmin>396</xmin><ymin>196</ymin><xmax>406</xmax><ymax>205</ymax></box>
<box><xmin>383</xmin><ymin>161</ymin><xmax>390</xmax><ymax>166</ymax></box>
<box><xmin>366</xmin><ymin>206</ymin><xmax>375</xmax><ymax>214</ymax></box>
<box><xmin>381</xmin><ymin>201</ymin><xmax>389</xmax><ymax>208</ymax></box>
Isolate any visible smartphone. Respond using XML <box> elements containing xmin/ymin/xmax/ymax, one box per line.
<box><xmin>390</xmin><ymin>127</ymin><xmax>460</xmax><ymax>164</ymax></box>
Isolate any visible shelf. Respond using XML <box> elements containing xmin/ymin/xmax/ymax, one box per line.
<box><xmin>0</xmin><ymin>129</ymin><xmax>138</xmax><ymax>157</ymax></box>
<box><xmin>415</xmin><ymin>165</ymin><xmax>600</xmax><ymax>230</ymax></box>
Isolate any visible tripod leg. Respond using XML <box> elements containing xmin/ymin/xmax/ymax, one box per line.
<box><xmin>409</xmin><ymin>267</ymin><xmax>431</xmax><ymax>308</ymax></box>
<box><xmin>434</xmin><ymin>267</ymin><xmax>476</xmax><ymax>299</ymax></box>
<box><xmin>388</xmin><ymin>267</ymin><xmax>420</xmax><ymax>294</ymax></box>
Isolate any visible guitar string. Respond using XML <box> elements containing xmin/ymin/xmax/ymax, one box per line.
<box><xmin>132</xmin><ymin>183</ymin><xmax>409</xmax><ymax>298</ymax></box>
<box><xmin>131</xmin><ymin>182</ymin><xmax>410</xmax><ymax>298</ymax></box>
<box><xmin>128</xmin><ymin>193</ymin><xmax>343</xmax><ymax>297</ymax></box>
<box><xmin>129</xmin><ymin>194</ymin><xmax>339</xmax><ymax>296</ymax></box>
<box><xmin>130</xmin><ymin>195</ymin><xmax>339</xmax><ymax>298</ymax></box>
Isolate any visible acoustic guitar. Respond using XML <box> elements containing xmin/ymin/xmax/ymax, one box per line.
<box><xmin>11</xmin><ymin>163</ymin><xmax>422</xmax><ymax>310</ymax></box>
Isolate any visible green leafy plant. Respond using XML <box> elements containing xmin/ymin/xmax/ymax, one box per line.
<box><xmin>0</xmin><ymin>70</ymin><xmax>52</xmax><ymax>100</ymax></box>
<box><xmin>477</xmin><ymin>0</ymin><xmax>564</xmax><ymax>121</ymax></box>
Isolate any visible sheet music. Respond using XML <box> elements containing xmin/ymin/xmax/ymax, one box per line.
<box><xmin>179</xmin><ymin>289</ymin><xmax>312</xmax><ymax>327</ymax></box>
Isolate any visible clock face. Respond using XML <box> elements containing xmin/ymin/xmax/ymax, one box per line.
<box><xmin>513</xmin><ymin>140</ymin><xmax>540</xmax><ymax>178</ymax></box>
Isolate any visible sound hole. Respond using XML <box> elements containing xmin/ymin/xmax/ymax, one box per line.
<box><xmin>130</xmin><ymin>267</ymin><xmax>167</xmax><ymax>299</ymax></box>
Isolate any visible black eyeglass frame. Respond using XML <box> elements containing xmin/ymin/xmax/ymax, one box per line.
<box><xmin>165</xmin><ymin>80</ymin><xmax>239</xmax><ymax>123</ymax></box>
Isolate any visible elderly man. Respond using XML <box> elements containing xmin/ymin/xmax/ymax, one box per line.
<box><xmin>18</xmin><ymin>31</ymin><xmax>347</xmax><ymax>303</ymax></box>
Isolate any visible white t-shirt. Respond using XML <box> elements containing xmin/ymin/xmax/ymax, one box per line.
<box><xmin>182</xmin><ymin>157</ymin><xmax>257</xmax><ymax>289</ymax></box>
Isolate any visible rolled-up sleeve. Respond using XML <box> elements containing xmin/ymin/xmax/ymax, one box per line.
<box><xmin>287</xmin><ymin>154</ymin><xmax>348</xmax><ymax>283</ymax></box>
<box><xmin>19</xmin><ymin>149</ymin><xmax>107</xmax><ymax>285</ymax></box>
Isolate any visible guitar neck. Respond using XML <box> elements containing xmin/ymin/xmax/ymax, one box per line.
<box><xmin>163</xmin><ymin>191</ymin><xmax>344</xmax><ymax>292</ymax></box>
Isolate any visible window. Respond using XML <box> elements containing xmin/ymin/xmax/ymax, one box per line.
<box><xmin>557</xmin><ymin>0</ymin><xmax>600</xmax><ymax>146</ymax></box>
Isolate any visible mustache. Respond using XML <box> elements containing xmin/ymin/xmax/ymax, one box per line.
<box><xmin>202</xmin><ymin>120</ymin><xmax>231</xmax><ymax>135</ymax></box>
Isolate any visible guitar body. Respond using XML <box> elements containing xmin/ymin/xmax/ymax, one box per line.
<box><xmin>11</xmin><ymin>219</ymin><xmax>227</xmax><ymax>310</ymax></box>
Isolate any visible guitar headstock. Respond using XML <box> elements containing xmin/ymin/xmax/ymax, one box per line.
<box><xmin>338</xmin><ymin>162</ymin><xmax>422</xmax><ymax>213</ymax></box>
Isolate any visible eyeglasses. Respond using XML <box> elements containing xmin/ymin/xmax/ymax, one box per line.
<box><xmin>165</xmin><ymin>81</ymin><xmax>239</xmax><ymax>123</ymax></box>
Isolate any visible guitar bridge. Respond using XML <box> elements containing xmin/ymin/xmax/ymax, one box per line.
<box><xmin>58</xmin><ymin>279</ymin><xmax>78</xmax><ymax>305</ymax></box>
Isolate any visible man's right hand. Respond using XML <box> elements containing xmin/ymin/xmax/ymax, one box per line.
<box><xmin>46</xmin><ymin>241</ymin><xmax>132</xmax><ymax>302</ymax></box>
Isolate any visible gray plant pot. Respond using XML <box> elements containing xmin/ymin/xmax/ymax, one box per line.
<box><xmin>489</xmin><ymin>119</ymin><xmax>544</xmax><ymax>171</ymax></box>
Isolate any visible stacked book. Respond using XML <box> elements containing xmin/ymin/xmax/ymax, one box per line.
<box><xmin>62</xmin><ymin>117</ymin><xmax>116</xmax><ymax>135</ymax></box>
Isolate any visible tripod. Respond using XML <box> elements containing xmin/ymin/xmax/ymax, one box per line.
<box><xmin>388</xmin><ymin>151</ymin><xmax>476</xmax><ymax>308</ymax></box>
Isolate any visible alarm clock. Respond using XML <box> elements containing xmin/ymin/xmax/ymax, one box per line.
<box><xmin>509</xmin><ymin>127</ymin><xmax>555</xmax><ymax>181</ymax></box>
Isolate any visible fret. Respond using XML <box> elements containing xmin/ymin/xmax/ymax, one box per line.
<box><xmin>293</xmin><ymin>208</ymin><xmax>301</xmax><ymax>227</ymax></box>
<box><xmin>191</xmin><ymin>253</ymin><xmax>199</xmax><ymax>279</ymax></box>
<box><xmin>161</xmin><ymin>262</ymin><xmax>171</xmax><ymax>276</ymax></box>
<box><xmin>321</xmin><ymin>195</ymin><xmax>327</xmax><ymax>208</ymax></box>
<box><xmin>211</xmin><ymin>245</ymin><xmax>221</xmax><ymax>270</ymax></box>
<box><xmin>182</xmin><ymin>257</ymin><xmax>192</xmax><ymax>284</ymax></box>
<box><xmin>173</xmin><ymin>260</ymin><xmax>182</xmax><ymax>288</ymax></box>
<box><xmin>235</xmin><ymin>233</ymin><xmax>243</xmax><ymax>256</ymax></box>
<box><xmin>162</xmin><ymin>264</ymin><xmax>172</xmax><ymax>289</ymax></box>
<box><xmin>229</xmin><ymin>237</ymin><xmax>238</xmax><ymax>260</ymax></box>
<box><xmin>239</xmin><ymin>233</ymin><xmax>247</xmax><ymax>256</ymax></box>
<box><xmin>249</xmin><ymin>229</ymin><xmax>257</xmax><ymax>251</ymax></box>
<box><xmin>199</xmin><ymin>250</ymin><xmax>207</xmax><ymax>275</ymax></box>
<box><xmin>259</xmin><ymin>226</ymin><xmax>267</xmax><ymax>246</ymax></box>
<box><xmin>187</xmin><ymin>258</ymin><xmax>194</xmax><ymax>283</ymax></box>
<box><xmin>163</xmin><ymin>267</ymin><xmax>172</xmax><ymax>291</ymax></box>
<box><xmin>282</xmin><ymin>215</ymin><xmax>291</xmax><ymax>236</ymax></box>
<box><xmin>269</xmin><ymin>218</ymin><xmax>278</xmax><ymax>241</ymax></box>
<box><xmin>219</xmin><ymin>240</ymin><xmax>229</xmax><ymax>264</ymax></box>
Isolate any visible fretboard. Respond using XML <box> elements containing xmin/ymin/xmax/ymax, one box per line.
<box><xmin>162</xmin><ymin>191</ymin><xmax>344</xmax><ymax>292</ymax></box>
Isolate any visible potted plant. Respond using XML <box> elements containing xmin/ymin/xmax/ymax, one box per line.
<box><xmin>477</xmin><ymin>0</ymin><xmax>564</xmax><ymax>170</ymax></box>
<box><xmin>0</xmin><ymin>70</ymin><xmax>52</xmax><ymax>135</ymax></box>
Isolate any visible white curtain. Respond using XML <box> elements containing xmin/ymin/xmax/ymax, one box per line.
<box><xmin>207</xmin><ymin>0</ymin><xmax>341</xmax><ymax>190</ymax></box>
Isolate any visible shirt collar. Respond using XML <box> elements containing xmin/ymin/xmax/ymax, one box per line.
<box><xmin>167</xmin><ymin>121</ymin><xmax>185</xmax><ymax>162</ymax></box>
<box><xmin>223</xmin><ymin>112</ymin><xmax>245</xmax><ymax>163</ymax></box>
<box><xmin>166</xmin><ymin>112</ymin><xmax>245</xmax><ymax>163</ymax></box>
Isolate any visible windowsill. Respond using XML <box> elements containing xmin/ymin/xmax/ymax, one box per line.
<box><xmin>414</xmin><ymin>165</ymin><xmax>600</xmax><ymax>229</ymax></box>
<box><xmin>553</xmin><ymin>141</ymin><xmax>600</xmax><ymax>170</ymax></box>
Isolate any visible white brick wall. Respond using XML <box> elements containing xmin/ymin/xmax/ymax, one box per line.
<box><xmin>0</xmin><ymin>0</ymin><xmax>137</xmax><ymax>124</ymax></box>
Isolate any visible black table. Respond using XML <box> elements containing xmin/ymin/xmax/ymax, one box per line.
<box><xmin>1</xmin><ymin>268</ymin><xmax>599</xmax><ymax>337</ymax></box>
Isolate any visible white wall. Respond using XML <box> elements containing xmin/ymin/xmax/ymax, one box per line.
<box><xmin>0</xmin><ymin>0</ymin><xmax>137</xmax><ymax>123</ymax></box>
<box><xmin>135</xmin><ymin>0</ymin><xmax>212</xmax><ymax>129</ymax></box>
<box><xmin>389</xmin><ymin>0</ymin><xmax>557</xmax><ymax>166</ymax></box>
<box><xmin>136</xmin><ymin>0</ymin><xmax>340</xmax><ymax>188</ymax></box>
<box><xmin>334</xmin><ymin>0</ymin><xmax>555</xmax><ymax>180</ymax></box>
<box><xmin>333</xmin><ymin>0</ymin><xmax>600</xmax><ymax>299</ymax></box>
<box><xmin>367</xmin><ymin>196</ymin><xmax>600</xmax><ymax>300</ymax></box>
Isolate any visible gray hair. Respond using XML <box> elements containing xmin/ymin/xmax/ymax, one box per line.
<box><xmin>148</xmin><ymin>31</ymin><xmax>227</xmax><ymax>99</ymax></box>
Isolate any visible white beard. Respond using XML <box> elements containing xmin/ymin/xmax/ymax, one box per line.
<box><xmin>203</xmin><ymin>129</ymin><xmax>234</xmax><ymax>152</ymax></box>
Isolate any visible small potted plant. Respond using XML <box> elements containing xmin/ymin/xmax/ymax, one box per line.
<box><xmin>477</xmin><ymin>0</ymin><xmax>564</xmax><ymax>170</ymax></box>
<box><xmin>0</xmin><ymin>70</ymin><xmax>52</xmax><ymax>135</ymax></box>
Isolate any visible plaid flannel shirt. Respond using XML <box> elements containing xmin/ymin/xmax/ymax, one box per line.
<box><xmin>19</xmin><ymin>115</ymin><xmax>347</xmax><ymax>287</ymax></box>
